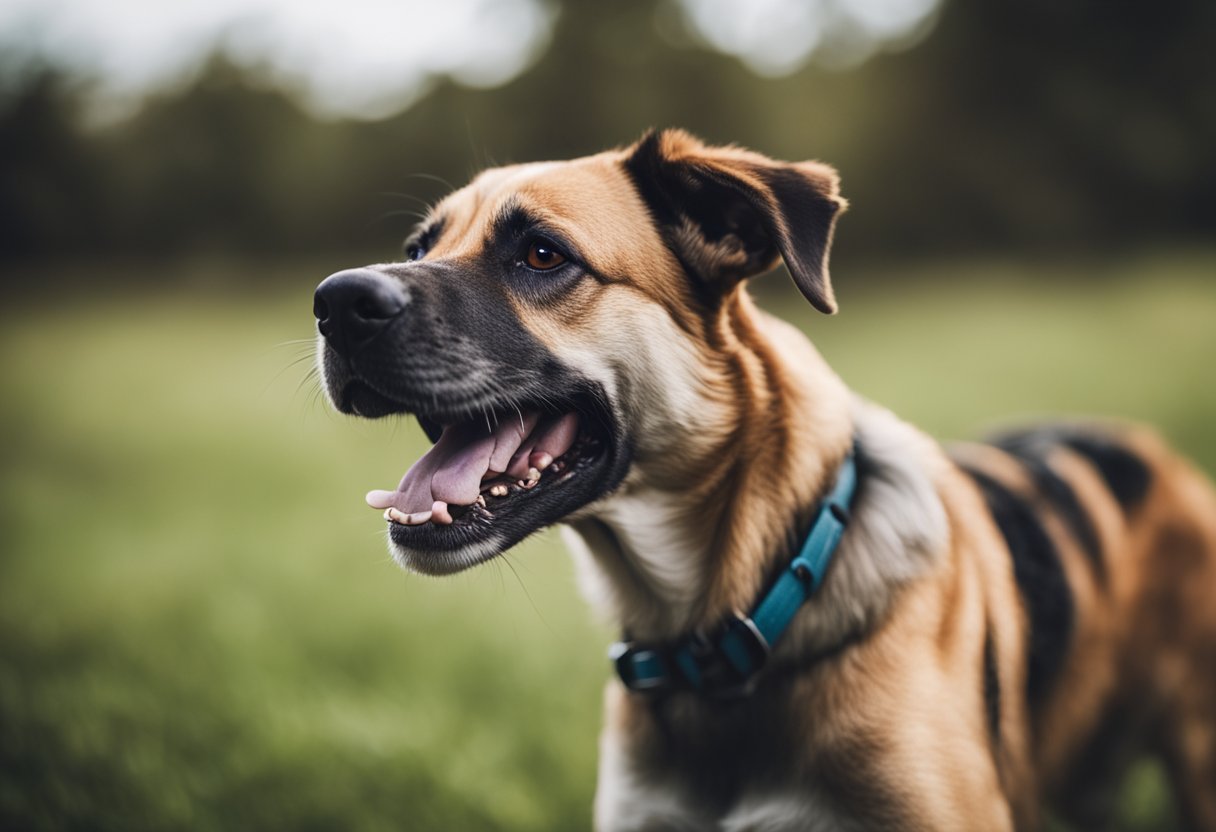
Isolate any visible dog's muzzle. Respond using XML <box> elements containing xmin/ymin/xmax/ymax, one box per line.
<box><xmin>311</xmin><ymin>261</ymin><xmax>628</xmax><ymax>573</ymax></box>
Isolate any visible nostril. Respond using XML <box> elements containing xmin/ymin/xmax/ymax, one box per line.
<box><xmin>313</xmin><ymin>268</ymin><xmax>408</xmax><ymax>357</ymax></box>
<box><xmin>354</xmin><ymin>297</ymin><xmax>387</xmax><ymax>320</ymax></box>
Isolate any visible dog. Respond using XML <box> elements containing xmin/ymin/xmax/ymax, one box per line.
<box><xmin>313</xmin><ymin>129</ymin><xmax>1216</xmax><ymax>831</ymax></box>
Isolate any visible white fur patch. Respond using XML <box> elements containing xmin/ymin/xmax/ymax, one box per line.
<box><xmin>722</xmin><ymin>792</ymin><xmax>863</xmax><ymax>832</ymax></box>
<box><xmin>596</xmin><ymin>488</ymin><xmax>714</xmax><ymax>613</ymax></box>
<box><xmin>388</xmin><ymin>532</ymin><xmax>507</xmax><ymax>575</ymax></box>
<box><xmin>595</xmin><ymin>734</ymin><xmax>711</xmax><ymax>832</ymax></box>
<box><xmin>546</xmin><ymin>297</ymin><xmax>738</xmax><ymax>632</ymax></box>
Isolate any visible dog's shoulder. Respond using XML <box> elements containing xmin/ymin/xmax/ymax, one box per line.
<box><xmin>784</xmin><ymin>397</ymin><xmax>952</xmax><ymax>659</ymax></box>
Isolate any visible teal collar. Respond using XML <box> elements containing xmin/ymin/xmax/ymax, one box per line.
<box><xmin>610</xmin><ymin>447</ymin><xmax>858</xmax><ymax>698</ymax></box>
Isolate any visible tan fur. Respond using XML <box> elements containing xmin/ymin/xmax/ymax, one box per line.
<box><xmin>400</xmin><ymin>131</ymin><xmax>1216</xmax><ymax>830</ymax></box>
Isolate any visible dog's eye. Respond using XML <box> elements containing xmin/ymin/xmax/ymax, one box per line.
<box><xmin>404</xmin><ymin>242</ymin><xmax>426</xmax><ymax>261</ymax></box>
<box><xmin>522</xmin><ymin>240</ymin><xmax>567</xmax><ymax>271</ymax></box>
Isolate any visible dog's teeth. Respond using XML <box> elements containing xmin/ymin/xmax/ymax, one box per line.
<box><xmin>531</xmin><ymin>452</ymin><xmax>554</xmax><ymax>471</ymax></box>
<box><xmin>475</xmin><ymin>494</ymin><xmax>486</xmax><ymax>507</ymax></box>
<box><xmin>527</xmin><ymin>467</ymin><xmax>541</xmax><ymax>483</ymax></box>
<box><xmin>385</xmin><ymin>507</ymin><xmax>412</xmax><ymax>525</ymax></box>
<box><xmin>489</xmin><ymin>484</ymin><xmax>509</xmax><ymax>498</ymax></box>
<box><xmin>388</xmin><ymin>507</ymin><xmax>433</xmax><ymax>525</ymax></box>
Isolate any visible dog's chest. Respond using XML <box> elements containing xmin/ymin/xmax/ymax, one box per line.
<box><xmin>596</xmin><ymin>691</ymin><xmax>883</xmax><ymax>832</ymax></box>
<box><xmin>596</xmin><ymin>736</ymin><xmax>868</xmax><ymax>832</ymax></box>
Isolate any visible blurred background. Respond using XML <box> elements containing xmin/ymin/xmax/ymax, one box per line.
<box><xmin>1</xmin><ymin>0</ymin><xmax>1212</xmax><ymax>829</ymax></box>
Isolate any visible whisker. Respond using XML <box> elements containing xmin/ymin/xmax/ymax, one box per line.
<box><xmin>379</xmin><ymin>191</ymin><xmax>435</xmax><ymax>210</ymax></box>
<box><xmin>404</xmin><ymin>172</ymin><xmax>456</xmax><ymax>192</ymax></box>
<box><xmin>378</xmin><ymin>208</ymin><xmax>430</xmax><ymax>223</ymax></box>
<box><xmin>502</xmin><ymin>553</ymin><xmax>553</xmax><ymax>635</ymax></box>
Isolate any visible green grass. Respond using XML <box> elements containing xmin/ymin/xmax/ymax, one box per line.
<box><xmin>2</xmin><ymin>252</ymin><xmax>1214</xmax><ymax>830</ymax></box>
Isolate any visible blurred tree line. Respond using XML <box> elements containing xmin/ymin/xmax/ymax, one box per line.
<box><xmin>1</xmin><ymin>0</ymin><xmax>1213</xmax><ymax>274</ymax></box>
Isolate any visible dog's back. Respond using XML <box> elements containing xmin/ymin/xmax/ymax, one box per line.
<box><xmin>952</xmin><ymin>423</ymin><xmax>1216</xmax><ymax>828</ymax></box>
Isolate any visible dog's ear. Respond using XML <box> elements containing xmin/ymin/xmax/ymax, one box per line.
<box><xmin>624</xmin><ymin>128</ymin><xmax>847</xmax><ymax>314</ymax></box>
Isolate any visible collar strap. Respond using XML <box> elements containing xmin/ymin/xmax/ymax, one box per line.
<box><xmin>610</xmin><ymin>448</ymin><xmax>858</xmax><ymax>699</ymax></box>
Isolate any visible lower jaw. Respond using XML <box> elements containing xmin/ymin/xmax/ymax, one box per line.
<box><xmin>384</xmin><ymin>445</ymin><xmax>612</xmax><ymax>573</ymax></box>
<box><xmin>387</xmin><ymin>525</ymin><xmax>509</xmax><ymax>575</ymax></box>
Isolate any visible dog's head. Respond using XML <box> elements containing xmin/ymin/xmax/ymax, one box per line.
<box><xmin>314</xmin><ymin>129</ymin><xmax>845</xmax><ymax>574</ymax></box>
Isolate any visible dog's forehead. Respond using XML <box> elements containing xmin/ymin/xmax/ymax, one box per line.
<box><xmin>430</xmin><ymin>152</ymin><xmax>664</xmax><ymax>272</ymax></box>
<box><xmin>423</xmin><ymin>150</ymin><xmax>698</xmax><ymax>342</ymax></box>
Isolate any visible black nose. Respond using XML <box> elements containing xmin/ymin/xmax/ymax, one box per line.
<box><xmin>313</xmin><ymin>269</ymin><xmax>407</xmax><ymax>357</ymax></box>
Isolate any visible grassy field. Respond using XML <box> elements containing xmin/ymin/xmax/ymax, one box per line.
<box><xmin>2</xmin><ymin>252</ymin><xmax>1214</xmax><ymax>830</ymax></box>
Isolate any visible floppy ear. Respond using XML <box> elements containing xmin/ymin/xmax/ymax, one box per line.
<box><xmin>624</xmin><ymin>128</ymin><xmax>847</xmax><ymax>314</ymax></box>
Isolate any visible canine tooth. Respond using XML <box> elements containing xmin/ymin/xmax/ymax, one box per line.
<box><xmin>405</xmin><ymin>510</ymin><xmax>433</xmax><ymax>525</ymax></box>
<box><xmin>475</xmin><ymin>494</ymin><xmax>486</xmax><ymax>507</ymax></box>
<box><xmin>530</xmin><ymin>452</ymin><xmax>553</xmax><ymax>471</ymax></box>
<box><xmin>527</xmin><ymin>467</ymin><xmax>541</xmax><ymax>483</ymax></box>
<box><xmin>489</xmin><ymin>484</ymin><xmax>509</xmax><ymax>497</ymax></box>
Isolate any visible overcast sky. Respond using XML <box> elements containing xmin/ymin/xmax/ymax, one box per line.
<box><xmin>0</xmin><ymin>0</ymin><xmax>939</xmax><ymax>120</ymax></box>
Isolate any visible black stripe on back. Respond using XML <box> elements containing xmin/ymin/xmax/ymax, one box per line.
<box><xmin>1060</xmin><ymin>435</ymin><xmax>1152</xmax><ymax>509</ymax></box>
<box><xmin>994</xmin><ymin>426</ymin><xmax>1153</xmax><ymax>512</ymax></box>
<box><xmin>994</xmin><ymin>433</ymin><xmax>1106</xmax><ymax>586</ymax></box>
<box><xmin>982</xmin><ymin>627</ymin><xmax>1001</xmax><ymax>749</ymax></box>
<box><xmin>960</xmin><ymin>466</ymin><xmax>1075</xmax><ymax>708</ymax></box>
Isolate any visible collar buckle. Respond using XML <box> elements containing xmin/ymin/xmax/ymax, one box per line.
<box><xmin>611</xmin><ymin>612</ymin><xmax>772</xmax><ymax>699</ymax></box>
<box><xmin>695</xmin><ymin>612</ymin><xmax>771</xmax><ymax>699</ymax></box>
<box><xmin>609</xmin><ymin>641</ymin><xmax>672</xmax><ymax>694</ymax></box>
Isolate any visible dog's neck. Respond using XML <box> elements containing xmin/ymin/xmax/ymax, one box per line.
<box><xmin>565</xmin><ymin>289</ymin><xmax>949</xmax><ymax>660</ymax></box>
<box><xmin>566</xmin><ymin>291</ymin><xmax>870</xmax><ymax>642</ymax></box>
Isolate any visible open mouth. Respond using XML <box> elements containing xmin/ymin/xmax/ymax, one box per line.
<box><xmin>359</xmin><ymin>391</ymin><xmax>618</xmax><ymax>574</ymax></box>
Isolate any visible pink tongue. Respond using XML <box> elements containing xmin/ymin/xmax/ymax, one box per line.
<box><xmin>367</xmin><ymin>411</ymin><xmax>578</xmax><ymax>515</ymax></box>
<box><xmin>507</xmin><ymin>412</ymin><xmax>580</xmax><ymax>478</ymax></box>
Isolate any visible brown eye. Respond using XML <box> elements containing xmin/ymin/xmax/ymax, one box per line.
<box><xmin>523</xmin><ymin>240</ymin><xmax>567</xmax><ymax>271</ymax></box>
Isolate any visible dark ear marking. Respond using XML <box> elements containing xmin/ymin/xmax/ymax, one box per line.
<box><xmin>755</xmin><ymin>165</ymin><xmax>844</xmax><ymax>314</ymax></box>
<box><xmin>624</xmin><ymin>128</ymin><xmax>846</xmax><ymax>314</ymax></box>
